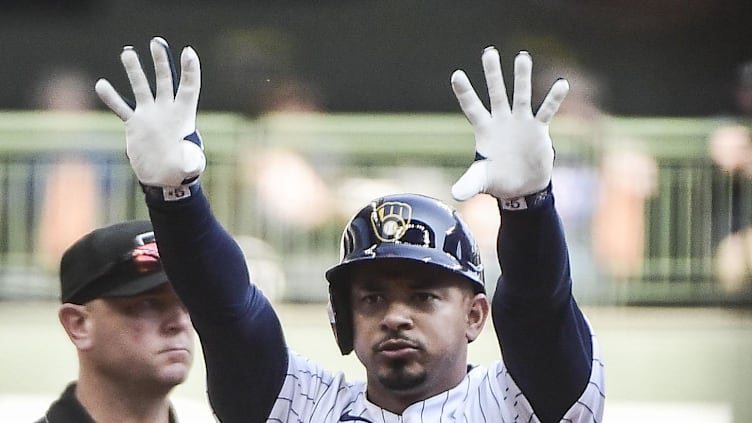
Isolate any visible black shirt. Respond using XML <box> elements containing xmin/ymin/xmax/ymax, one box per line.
<box><xmin>36</xmin><ymin>382</ymin><xmax>178</xmax><ymax>423</ymax></box>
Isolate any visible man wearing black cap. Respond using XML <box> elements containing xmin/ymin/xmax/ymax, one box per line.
<box><xmin>36</xmin><ymin>220</ymin><xmax>195</xmax><ymax>423</ymax></box>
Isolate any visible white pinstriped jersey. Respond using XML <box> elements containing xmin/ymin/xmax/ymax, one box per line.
<box><xmin>266</xmin><ymin>333</ymin><xmax>604</xmax><ymax>423</ymax></box>
<box><xmin>146</xmin><ymin>186</ymin><xmax>605</xmax><ymax>423</ymax></box>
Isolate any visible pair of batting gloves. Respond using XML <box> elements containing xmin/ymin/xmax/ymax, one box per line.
<box><xmin>96</xmin><ymin>38</ymin><xmax>569</xmax><ymax>205</ymax></box>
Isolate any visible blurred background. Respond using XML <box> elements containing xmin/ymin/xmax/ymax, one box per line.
<box><xmin>1</xmin><ymin>0</ymin><xmax>752</xmax><ymax>421</ymax></box>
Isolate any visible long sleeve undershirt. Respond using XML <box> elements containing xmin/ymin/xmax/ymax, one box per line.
<box><xmin>145</xmin><ymin>185</ymin><xmax>592</xmax><ymax>423</ymax></box>
<box><xmin>493</xmin><ymin>191</ymin><xmax>593</xmax><ymax>423</ymax></box>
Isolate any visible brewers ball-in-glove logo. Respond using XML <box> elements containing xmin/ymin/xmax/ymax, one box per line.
<box><xmin>371</xmin><ymin>201</ymin><xmax>412</xmax><ymax>242</ymax></box>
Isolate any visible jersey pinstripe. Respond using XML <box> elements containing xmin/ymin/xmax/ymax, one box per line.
<box><xmin>266</xmin><ymin>329</ymin><xmax>604</xmax><ymax>423</ymax></box>
<box><xmin>145</xmin><ymin>187</ymin><xmax>605</xmax><ymax>423</ymax></box>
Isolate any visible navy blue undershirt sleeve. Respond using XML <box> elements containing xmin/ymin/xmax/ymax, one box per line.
<box><xmin>145</xmin><ymin>185</ymin><xmax>288</xmax><ymax>423</ymax></box>
<box><xmin>491</xmin><ymin>189</ymin><xmax>593</xmax><ymax>423</ymax></box>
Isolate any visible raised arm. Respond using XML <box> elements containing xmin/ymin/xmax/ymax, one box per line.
<box><xmin>450</xmin><ymin>47</ymin><xmax>603</xmax><ymax>422</ymax></box>
<box><xmin>494</xmin><ymin>188</ymin><xmax>594</xmax><ymax>423</ymax></box>
<box><xmin>95</xmin><ymin>37</ymin><xmax>287</xmax><ymax>422</ymax></box>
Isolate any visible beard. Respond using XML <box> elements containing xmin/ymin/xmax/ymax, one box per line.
<box><xmin>377</xmin><ymin>359</ymin><xmax>428</xmax><ymax>391</ymax></box>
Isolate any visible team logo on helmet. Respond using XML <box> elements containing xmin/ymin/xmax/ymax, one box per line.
<box><xmin>370</xmin><ymin>201</ymin><xmax>412</xmax><ymax>242</ymax></box>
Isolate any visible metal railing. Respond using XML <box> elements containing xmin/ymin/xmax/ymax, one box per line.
<box><xmin>0</xmin><ymin>111</ymin><xmax>749</xmax><ymax>305</ymax></box>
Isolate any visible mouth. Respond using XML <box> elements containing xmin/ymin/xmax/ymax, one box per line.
<box><xmin>160</xmin><ymin>347</ymin><xmax>192</xmax><ymax>359</ymax></box>
<box><xmin>376</xmin><ymin>339</ymin><xmax>420</xmax><ymax>360</ymax></box>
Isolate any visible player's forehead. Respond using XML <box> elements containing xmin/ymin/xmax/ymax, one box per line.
<box><xmin>349</xmin><ymin>260</ymin><xmax>466</xmax><ymax>291</ymax></box>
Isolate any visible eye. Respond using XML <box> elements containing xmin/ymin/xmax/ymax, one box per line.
<box><xmin>361</xmin><ymin>294</ymin><xmax>384</xmax><ymax>304</ymax></box>
<box><xmin>352</xmin><ymin>291</ymin><xmax>386</xmax><ymax>313</ymax></box>
<box><xmin>126</xmin><ymin>298</ymin><xmax>162</xmax><ymax>314</ymax></box>
<box><xmin>414</xmin><ymin>292</ymin><xmax>438</xmax><ymax>302</ymax></box>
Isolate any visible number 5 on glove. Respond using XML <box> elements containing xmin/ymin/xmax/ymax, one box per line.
<box><xmin>95</xmin><ymin>37</ymin><xmax>205</xmax><ymax>193</ymax></box>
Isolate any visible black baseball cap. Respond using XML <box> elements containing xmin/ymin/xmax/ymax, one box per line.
<box><xmin>60</xmin><ymin>220</ymin><xmax>168</xmax><ymax>304</ymax></box>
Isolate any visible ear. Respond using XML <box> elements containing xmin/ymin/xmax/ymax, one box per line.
<box><xmin>59</xmin><ymin>303</ymin><xmax>94</xmax><ymax>350</ymax></box>
<box><xmin>465</xmin><ymin>293</ymin><xmax>490</xmax><ymax>343</ymax></box>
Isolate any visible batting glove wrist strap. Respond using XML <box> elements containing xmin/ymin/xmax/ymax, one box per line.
<box><xmin>499</xmin><ymin>181</ymin><xmax>552</xmax><ymax>211</ymax></box>
<box><xmin>95</xmin><ymin>37</ymin><xmax>205</xmax><ymax>191</ymax></box>
<box><xmin>450</xmin><ymin>47</ymin><xmax>568</xmax><ymax>202</ymax></box>
<box><xmin>141</xmin><ymin>180</ymin><xmax>201</xmax><ymax>202</ymax></box>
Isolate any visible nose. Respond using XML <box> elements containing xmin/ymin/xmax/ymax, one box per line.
<box><xmin>165</xmin><ymin>303</ymin><xmax>192</xmax><ymax>334</ymax></box>
<box><xmin>380</xmin><ymin>300</ymin><xmax>413</xmax><ymax>332</ymax></box>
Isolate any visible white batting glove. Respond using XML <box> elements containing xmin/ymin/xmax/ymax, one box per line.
<box><xmin>95</xmin><ymin>37</ymin><xmax>205</xmax><ymax>195</ymax></box>
<box><xmin>450</xmin><ymin>47</ymin><xmax>569</xmax><ymax>203</ymax></box>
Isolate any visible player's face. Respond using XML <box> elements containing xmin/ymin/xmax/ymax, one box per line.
<box><xmin>84</xmin><ymin>283</ymin><xmax>194</xmax><ymax>390</ymax></box>
<box><xmin>349</xmin><ymin>261</ymin><xmax>487</xmax><ymax>409</ymax></box>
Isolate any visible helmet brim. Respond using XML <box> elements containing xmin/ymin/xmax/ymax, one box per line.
<box><xmin>325</xmin><ymin>243</ymin><xmax>484</xmax><ymax>293</ymax></box>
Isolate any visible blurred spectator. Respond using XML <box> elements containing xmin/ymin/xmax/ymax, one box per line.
<box><xmin>539</xmin><ymin>57</ymin><xmax>655</xmax><ymax>293</ymax></box>
<box><xmin>29</xmin><ymin>66</ymin><xmax>95</xmax><ymax>111</ymax></box>
<box><xmin>210</xmin><ymin>28</ymin><xmax>324</xmax><ymax>116</ymax></box>
<box><xmin>37</xmin><ymin>160</ymin><xmax>99</xmax><ymax>272</ymax></box>
<box><xmin>262</xmin><ymin>78</ymin><xmax>323</xmax><ymax>114</ymax></box>
<box><xmin>30</xmin><ymin>66</ymin><xmax>100</xmax><ymax>275</ymax></box>
<box><xmin>248</xmin><ymin>148</ymin><xmax>335</xmax><ymax>229</ymax></box>
<box><xmin>709</xmin><ymin>125</ymin><xmax>752</xmax><ymax>178</ymax></box>
<box><xmin>592</xmin><ymin>148</ymin><xmax>658</xmax><ymax>279</ymax></box>
<box><xmin>708</xmin><ymin>60</ymin><xmax>752</xmax><ymax>294</ymax></box>
<box><xmin>538</xmin><ymin>55</ymin><xmax>660</xmax><ymax>284</ymax></box>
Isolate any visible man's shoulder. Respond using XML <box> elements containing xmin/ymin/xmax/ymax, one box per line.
<box><xmin>38</xmin><ymin>382</ymin><xmax>95</xmax><ymax>423</ymax></box>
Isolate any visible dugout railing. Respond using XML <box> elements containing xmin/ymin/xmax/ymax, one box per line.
<box><xmin>0</xmin><ymin>111</ymin><xmax>749</xmax><ymax>305</ymax></box>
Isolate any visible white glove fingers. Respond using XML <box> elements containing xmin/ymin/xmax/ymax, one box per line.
<box><xmin>120</xmin><ymin>47</ymin><xmax>153</xmax><ymax>106</ymax></box>
<box><xmin>150</xmin><ymin>37</ymin><xmax>178</xmax><ymax>100</ymax></box>
<box><xmin>451</xmin><ymin>161</ymin><xmax>487</xmax><ymax>201</ymax></box>
<box><xmin>481</xmin><ymin>46</ymin><xmax>511</xmax><ymax>117</ymax></box>
<box><xmin>94</xmin><ymin>78</ymin><xmax>134</xmax><ymax>121</ymax></box>
<box><xmin>536</xmin><ymin>78</ymin><xmax>570</xmax><ymax>124</ymax></box>
<box><xmin>451</xmin><ymin>69</ymin><xmax>489</xmax><ymax>127</ymax></box>
<box><xmin>176</xmin><ymin>46</ymin><xmax>201</xmax><ymax>110</ymax></box>
<box><xmin>512</xmin><ymin>51</ymin><xmax>533</xmax><ymax>117</ymax></box>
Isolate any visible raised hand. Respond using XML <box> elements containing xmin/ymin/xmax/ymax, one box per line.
<box><xmin>450</xmin><ymin>47</ymin><xmax>569</xmax><ymax>203</ymax></box>
<box><xmin>95</xmin><ymin>37</ymin><xmax>205</xmax><ymax>192</ymax></box>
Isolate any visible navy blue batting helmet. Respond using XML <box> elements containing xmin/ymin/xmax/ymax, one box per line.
<box><xmin>325</xmin><ymin>193</ymin><xmax>484</xmax><ymax>355</ymax></box>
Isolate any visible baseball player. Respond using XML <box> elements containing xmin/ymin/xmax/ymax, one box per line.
<box><xmin>95</xmin><ymin>37</ymin><xmax>605</xmax><ymax>422</ymax></box>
